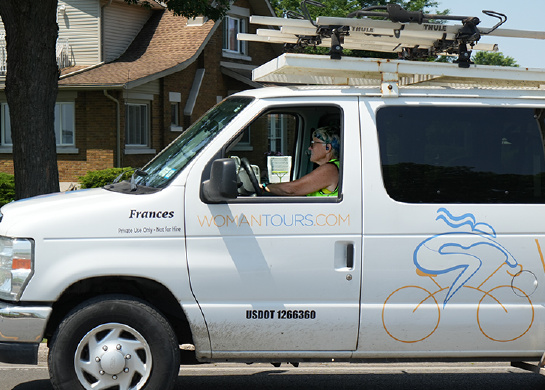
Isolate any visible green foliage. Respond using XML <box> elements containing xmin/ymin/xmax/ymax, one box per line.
<box><xmin>125</xmin><ymin>0</ymin><xmax>231</xmax><ymax>20</ymax></box>
<box><xmin>0</xmin><ymin>172</ymin><xmax>15</xmax><ymax>206</ymax></box>
<box><xmin>472</xmin><ymin>51</ymin><xmax>519</xmax><ymax>67</ymax></box>
<box><xmin>269</xmin><ymin>0</ymin><xmax>444</xmax><ymax>18</ymax></box>
<box><xmin>271</xmin><ymin>0</ymin><xmax>359</xmax><ymax>18</ymax></box>
<box><xmin>434</xmin><ymin>55</ymin><xmax>453</xmax><ymax>63</ymax></box>
<box><xmin>79</xmin><ymin>168</ymin><xmax>134</xmax><ymax>189</ymax></box>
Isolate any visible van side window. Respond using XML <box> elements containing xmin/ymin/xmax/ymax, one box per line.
<box><xmin>226</xmin><ymin>105</ymin><xmax>342</xmax><ymax>200</ymax></box>
<box><xmin>377</xmin><ymin>107</ymin><xmax>545</xmax><ymax>203</ymax></box>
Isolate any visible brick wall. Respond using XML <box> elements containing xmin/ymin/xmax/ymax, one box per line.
<box><xmin>0</xmin><ymin>156</ymin><xmax>14</xmax><ymax>175</ymax></box>
<box><xmin>56</xmin><ymin>91</ymin><xmax>118</xmax><ymax>182</ymax></box>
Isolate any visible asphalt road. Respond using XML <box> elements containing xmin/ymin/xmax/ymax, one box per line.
<box><xmin>2</xmin><ymin>346</ymin><xmax>545</xmax><ymax>390</ymax></box>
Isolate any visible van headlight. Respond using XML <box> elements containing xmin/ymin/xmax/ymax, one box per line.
<box><xmin>0</xmin><ymin>237</ymin><xmax>34</xmax><ymax>301</ymax></box>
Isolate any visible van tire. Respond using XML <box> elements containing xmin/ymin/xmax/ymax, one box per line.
<box><xmin>48</xmin><ymin>295</ymin><xmax>180</xmax><ymax>390</ymax></box>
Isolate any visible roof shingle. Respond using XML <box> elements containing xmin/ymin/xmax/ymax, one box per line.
<box><xmin>59</xmin><ymin>10</ymin><xmax>217</xmax><ymax>88</ymax></box>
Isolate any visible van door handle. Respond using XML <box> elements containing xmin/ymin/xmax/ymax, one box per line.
<box><xmin>346</xmin><ymin>243</ymin><xmax>354</xmax><ymax>269</ymax></box>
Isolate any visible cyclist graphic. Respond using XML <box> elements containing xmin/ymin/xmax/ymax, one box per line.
<box><xmin>383</xmin><ymin>208</ymin><xmax>534</xmax><ymax>343</ymax></box>
<box><xmin>413</xmin><ymin>208</ymin><xmax>519</xmax><ymax>307</ymax></box>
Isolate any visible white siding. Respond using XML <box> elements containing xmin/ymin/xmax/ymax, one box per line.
<box><xmin>102</xmin><ymin>1</ymin><xmax>152</xmax><ymax>63</ymax></box>
<box><xmin>0</xmin><ymin>1</ymin><xmax>100</xmax><ymax>67</ymax></box>
<box><xmin>0</xmin><ymin>0</ymin><xmax>153</xmax><ymax>71</ymax></box>
<box><xmin>59</xmin><ymin>0</ymin><xmax>101</xmax><ymax>66</ymax></box>
<box><xmin>124</xmin><ymin>80</ymin><xmax>161</xmax><ymax>98</ymax></box>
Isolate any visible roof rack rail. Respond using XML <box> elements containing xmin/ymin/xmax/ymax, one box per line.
<box><xmin>252</xmin><ymin>53</ymin><xmax>545</xmax><ymax>96</ymax></box>
<box><xmin>239</xmin><ymin>1</ymin><xmax>545</xmax><ymax>68</ymax></box>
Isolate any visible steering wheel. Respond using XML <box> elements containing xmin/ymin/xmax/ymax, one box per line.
<box><xmin>240</xmin><ymin>157</ymin><xmax>262</xmax><ymax>196</ymax></box>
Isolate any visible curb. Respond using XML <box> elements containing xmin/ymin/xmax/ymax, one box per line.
<box><xmin>39</xmin><ymin>343</ymin><xmax>48</xmax><ymax>365</ymax></box>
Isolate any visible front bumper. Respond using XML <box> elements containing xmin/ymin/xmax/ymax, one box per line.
<box><xmin>0</xmin><ymin>300</ymin><xmax>52</xmax><ymax>364</ymax></box>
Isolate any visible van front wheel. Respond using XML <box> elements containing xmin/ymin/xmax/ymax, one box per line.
<box><xmin>48</xmin><ymin>295</ymin><xmax>180</xmax><ymax>390</ymax></box>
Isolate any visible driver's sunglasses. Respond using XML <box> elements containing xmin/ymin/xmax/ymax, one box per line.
<box><xmin>310</xmin><ymin>140</ymin><xmax>326</xmax><ymax>148</ymax></box>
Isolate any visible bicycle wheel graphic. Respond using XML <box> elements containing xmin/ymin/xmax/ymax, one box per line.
<box><xmin>477</xmin><ymin>285</ymin><xmax>534</xmax><ymax>342</ymax></box>
<box><xmin>382</xmin><ymin>285</ymin><xmax>441</xmax><ymax>343</ymax></box>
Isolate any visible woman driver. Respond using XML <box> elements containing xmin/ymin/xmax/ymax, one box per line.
<box><xmin>261</xmin><ymin>126</ymin><xmax>340</xmax><ymax>196</ymax></box>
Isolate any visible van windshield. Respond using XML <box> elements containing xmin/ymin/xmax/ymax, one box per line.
<box><xmin>118</xmin><ymin>97</ymin><xmax>253</xmax><ymax>191</ymax></box>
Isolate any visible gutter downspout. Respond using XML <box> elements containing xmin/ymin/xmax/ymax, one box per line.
<box><xmin>103</xmin><ymin>90</ymin><xmax>121</xmax><ymax>167</ymax></box>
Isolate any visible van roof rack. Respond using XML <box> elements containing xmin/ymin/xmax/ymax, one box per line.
<box><xmin>251</xmin><ymin>53</ymin><xmax>545</xmax><ymax>97</ymax></box>
<box><xmin>239</xmin><ymin>1</ymin><xmax>545</xmax><ymax>68</ymax></box>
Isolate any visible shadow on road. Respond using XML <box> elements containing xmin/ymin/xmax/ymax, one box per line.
<box><xmin>9</xmin><ymin>370</ymin><xmax>545</xmax><ymax>389</ymax></box>
<box><xmin>173</xmin><ymin>371</ymin><xmax>545</xmax><ymax>390</ymax></box>
<box><xmin>12</xmin><ymin>380</ymin><xmax>53</xmax><ymax>390</ymax></box>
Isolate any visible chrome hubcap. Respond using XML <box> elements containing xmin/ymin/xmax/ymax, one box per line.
<box><xmin>74</xmin><ymin>323</ymin><xmax>152</xmax><ymax>390</ymax></box>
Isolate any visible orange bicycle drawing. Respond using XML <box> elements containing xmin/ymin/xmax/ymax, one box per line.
<box><xmin>382</xmin><ymin>262</ymin><xmax>535</xmax><ymax>343</ymax></box>
<box><xmin>382</xmin><ymin>208</ymin><xmax>536</xmax><ymax>344</ymax></box>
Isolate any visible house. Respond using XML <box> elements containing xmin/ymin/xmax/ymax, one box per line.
<box><xmin>0</xmin><ymin>0</ymin><xmax>279</xmax><ymax>189</ymax></box>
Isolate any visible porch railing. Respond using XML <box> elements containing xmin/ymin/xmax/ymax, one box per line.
<box><xmin>0</xmin><ymin>36</ymin><xmax>73</xmax><ymax>76</ymax></box>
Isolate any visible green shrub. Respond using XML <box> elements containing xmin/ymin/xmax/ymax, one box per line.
<box><xmin>0</xmin><ymin>172</ymin><xmax>15</xmax><ymax>206</ymax></box>
<box><xmin>79</xmin><ymin>167</ymin><xmax>134</xmax><ymax>189</ymax></box>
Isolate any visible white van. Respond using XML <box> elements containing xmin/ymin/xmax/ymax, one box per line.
<box><xmin>2</xmin><ymin>22</ymin><xmax>545</xmax><ymax>390</ymax></box>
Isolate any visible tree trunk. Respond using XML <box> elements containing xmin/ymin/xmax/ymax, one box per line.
<box><xmin>0</xmin><ymin>0</ymin><xmax>60</xmax><ymax>199</ymax></box>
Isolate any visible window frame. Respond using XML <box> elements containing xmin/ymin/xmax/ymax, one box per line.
<box><xmin>220</xmin><ymin>104</ymin><xmax>344</xmax><ymax>204</ymax></box>
<box><xmin>54</xmin><ymin>102</ymin><xmax>75</xmax><ymax>146</ymax></box>
<box><xmin>171</xmin><ymin>102</ymin><xmax>179</xmax><ymax>127</ymax></box>
<box><xmin>169</xmin><ymin>92</ymin><xmax>183</xmax><ymax>132</ymax></box>
<box><xmin>0</xmin><ymin>101</ymin><xmax>78</xmax><ymax>154</ymax></box>
<box><xmin>221</xmin><ymin>6</ymin><xmax>251</xmax><ymax>61</ymax></box>
<box><xmin>1</xmin><ymin>103</ymin><xmax>11</xmax><ymax>147</ymax></box>
<box><xmin>124</xmin><ymin>101</ymin><xmax>155</xmax><ymax>154</ymax></box>
<box><xmin>377</xmin><ymin>105</ymin><xmax>545</xmax><ymax>204</ymax></box>
<box><xmin>223</xmin><ymin>15</ymin><xmax>247</xmax><ymax>55</ymax></box>
<box><xmin>231</xmin><ymin>126</ymin><xmax>252</xmax><ymax>151</ymax></box>
<box><xmin>268</xmin><ymin>113</ymin><xmax>288</xmax><ymax>155</ymax></box>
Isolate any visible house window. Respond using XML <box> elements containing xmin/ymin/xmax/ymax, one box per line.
<box><xmin>223</xmin><ymin>15</ymin><xmax>247</xmax><ymax>55</ymax></box>
<box><xmin>2</xmin><ymin>104</ymin><xmax>11</xmax><ymax>145</ymax></box>
<box><xmin>268</xmin><ymin>114</ymin><xmax>288</xmax><ymax>155</ymax></box>
<box><xmin>1</xmin><ymin>102</ymin><xmax>75</xmax><ymax>147</ymax></box>
<box><xmin>230</xmin><ymin>126</ymin><xmax>251</xmax><ymax>152</ymax></box>
<box><xmin>169</xmin><ymin>92</ymin><xmax>183</xmax><ymax>132</ymax></box>
<box><xmin>55</xmin><ymin>102</ymin><xmax>75</xmax><ymax>145</ymax></box>
<box><xmin>232</xmin><ymin>113</ymin><xmax>289</xmax><ymax>154</ymax></box>
<box><xmin>171</xmin><ymin>103</ymin><xmax>179</xmax><ymax>126</ymax></box>
<box><xmin>125</xmin><ymin>103</ymin><xmax>149</xmax><ymax>146</ymax></box>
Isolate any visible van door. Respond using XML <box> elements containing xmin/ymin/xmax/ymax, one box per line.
<box><xmin>358</xmin><ymin>102</ymin><xmax>545</xmax><ymax>356</ymax></box>
<box><xmin>184</xmin><ymin>98</ymin><xmax>362</xmax><ymax>355</ymax></box>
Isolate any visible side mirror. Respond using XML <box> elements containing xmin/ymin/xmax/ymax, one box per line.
<box><xmin>201</xmin><ymin>158</ymin><xmax>238</xmax><ymax>203</ymax></box>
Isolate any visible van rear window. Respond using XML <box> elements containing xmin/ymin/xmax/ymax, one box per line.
<box><xmin>377</xmin><ymin>106</ymin><xmax>545</xmax><ymax>203</ymax></box>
